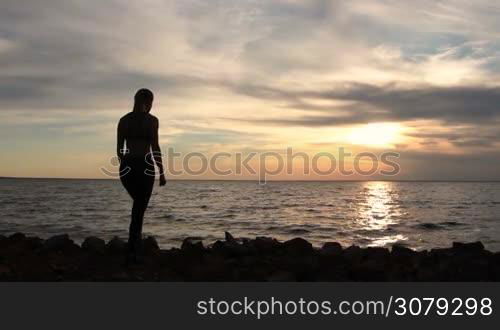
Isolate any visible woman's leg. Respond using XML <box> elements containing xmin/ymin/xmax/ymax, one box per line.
<box><xmin>125</xmin><ymin>163</ymin><xmax>155</xmax><ymax>255</ymax></box>
<box><xmin>120</xmin><ymin>161</ymin><xmax>142</xmax><ymax>254</ymax></box>
<box><xmin>128</xmin><ymin>193</ymin><xmax>150</xmax><ymax>253</ymax></box>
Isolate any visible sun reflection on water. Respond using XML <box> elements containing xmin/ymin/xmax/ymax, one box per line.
<box><xmin>355</xmin><ymin>181</ymin><xmax>407</xmax><ymax>247</ymax></box>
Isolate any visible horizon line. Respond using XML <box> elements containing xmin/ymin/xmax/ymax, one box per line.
<box><xmin>1</xmin><ymin>176</ymin><xmax>500</xmax><ymax>183</ymax></box>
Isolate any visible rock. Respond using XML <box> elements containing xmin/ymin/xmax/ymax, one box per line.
<box><xmin>3</xmin><ymin>233</ymin><xmax>43</xmax><ymax>252</ymax></box>
<box><xmin>392</xmin><ymin>245</ymin><xmax>417</xmax><ymax>257</ymax></box>
<box><xmin>320</xmin><ymin>242</ymin><xmax>343</xmax><ymax>256</ymax></box>
<box><xmin>82</xmin><ymin>237</ymin><xmax>106</xmax><ymax>253</ymax></box>
<box><xmin>6</xmin><ymin>233</ymin><xmax>26</xmax><ymax>246</ymax></box>
<box><xmin>212</xmin><ymin>240</ymin><xmax>251</xmax><ymax>257</ymax></box>
<box><xmin>0</xmin><ymin>232</ymin><xmax>496</xmax><ymax>281</ymax></box>
<box><xmin>27</xmin><ymin>237</ymin><xmax>44</xmax><ymax>250</ymax></box>
<box><xmin>267</xmin><ymin>271</ymin><xmax>296</xmax><ymax>282</ymax></box>
<box><xmin>364</xmin><ymin>247</ymin><xmax>390</xmax><ymax>260</ymax></box>
<box><xmin>343</xmin><ymin>245</ymin><xmax>363</xmax><ymax>260</ymax></box>
<box><xmin>352</xmin><ymin>259</ymin><xmax>388</xmax><ymax>281</ymax></box>
<box><xmin>211</xmin><ymin>240</ymin><xmax>226</xmax><ymax>252</ymax></box>
<box><xmin>8</xmin><ymin>232</ymin><xmax>26</xmax><ymax>243</ymax></box>
<box><xmin>43</xmin><ymin>234</ymin><xmax>76</xmax><ymax>251</ymax></box>
<box><xmin>430</xmin><ymin>247</ymin><xmax>454</xmax><ymax>258</ymax></box>
<box><xmin>111</xmin><ymin>271</ymin><xmax>130</xmax><ymax>281</ymax></box>
<box><xmin>252</xmin><ymin>237</ymin><xmax>281</xmax><ymax>253</ymax></box>
<box><xmin>225</xmin><ymin>231</ymin><xmax>236</xmax><ymax>243</ymax></box>
<box><xmin>452</xmin><ymin>241</ymin><xmax>484</xmax><ymax>253</ymax></box>
<box><xmin>283</xmin><ymin>238</ymin><xmax>314</xmax><ymax>255</ymax></box>
<box><xmin>0</xmin><ymin>265</ymin><xmax>12</xmax><ymax>278</ymax></box>
<box><xmin>106</xmin><ymin>236</ymin><xmax>127</xmax><ymax>253</ymax></box>
<box><xmin>181</xmin><ymin>237</ymin><xmax>205</xmax><ymax>253</ymax></box>
<box><xmin>143</xmin><ymin>236</ymin><xmax>160</xmax><ymax>254</ymax></box>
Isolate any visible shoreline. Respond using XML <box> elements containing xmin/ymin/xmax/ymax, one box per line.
<box><xmin>1</xmin><ymin>232</ymin><xmax>499</xmax><ymax>281</ymax></box>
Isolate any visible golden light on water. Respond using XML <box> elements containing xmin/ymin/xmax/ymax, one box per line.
<box><xmin>356</xmin><ymin>181</ymin><xmax>407</xmax><ymax>246</ymax></box>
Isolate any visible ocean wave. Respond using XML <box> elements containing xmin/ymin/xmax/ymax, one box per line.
<box><xmin>439</xmin><ymin>221</ymin><xmax>466</xmax><ymax>227</ymax></box>
<box><xmin>414</xmin><ymin>223</ymin><xmax>444</xmax><ymax>230</ymax></box>
<box><xmin>287</xmin><ymin>228</ymin><xmax>311</xmax><ymax>235</ymax></box>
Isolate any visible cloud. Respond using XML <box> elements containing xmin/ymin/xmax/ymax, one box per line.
<box><xmin>2</xmin><ymin>0</ymin><xmax>500</xmax><ymax>178</ymax></box>
<box><xmin>226</xmin><ymin>82</ymin><xmax>500</xmax><ymax>126</ymax></box>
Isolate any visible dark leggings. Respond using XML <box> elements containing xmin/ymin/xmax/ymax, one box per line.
<box><xmin>120</xmin><ymin>156</ymin><xmax>155</xmax><ymax>253</ymax></box>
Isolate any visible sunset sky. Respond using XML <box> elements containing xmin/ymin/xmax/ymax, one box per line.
<box><xmin>1</xmin><ymin>0</ymin><xmax>500</xmax><ymax>180</ymax></box>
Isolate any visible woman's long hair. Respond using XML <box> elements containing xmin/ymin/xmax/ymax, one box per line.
<box><xmin>133</xmin><ymin>88</ymin><xmax>154</xmax><ymax>113</ymax></box>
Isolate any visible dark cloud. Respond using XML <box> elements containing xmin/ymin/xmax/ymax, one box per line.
<box><xmin>0</xmin><ymin>71</ymin><xmax>211</xmax><ymax>110</ymax></box>
<box><xmin>227</xmin><ymin>82</ymin><xmax>500</xmax><ymax>125</ymax></box>
<box><xmin>396</xmin><ymin>149</ymin><xmax>500</xmax><ymax>180</ymax></box>
<box><xmin>220</xmin><ymin>81</ymin><xmax>500</xmax><ymax>149</ymax></box>
<box><xmin>407</xmin><ymin>127</ymin><xmax>500</xmax><ymax>148</ymax></box>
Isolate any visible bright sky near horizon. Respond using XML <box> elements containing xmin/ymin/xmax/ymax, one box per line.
<box><xmin>1</xmin><ymin>0</ymin><xmax>500</xmax><ymax>180</ymax></box>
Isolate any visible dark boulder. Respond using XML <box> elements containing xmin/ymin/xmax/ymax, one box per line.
<box><xmin>8</xmin><ymin>232</ymin><xmax>26</xmax><ymax>241</ymax></box>
<box><xmin>352</xmin><ymin>259</ymin><xmax>388</xmax><ymax>281</ymax></box>
<box><xmin>252</xmin><ymin>237</ymin><xmax>281</xmax><ymax>253</ymax></box>
<box><xmin>320</xmin><ymin>242</ymin><xmax>343</xmax><ymax>256</ymax></box>
<box><xmin>82</xmin><ymin>237</ymin><xmax>106</xmax><ymax>253</ymax></box>
<box><xmin>0</xmin><ymin>264</ymin><xmax>13</xmax><ymax>280</ymax></box>
<box><xmin>283</xmin><ymin>238</ymin><xmax>313</xmax><ymax>255</ymax></box>
<box><xmin>181</xmin><ymin>237</ymin><xmax>205</xmax><ymax>253</ymax></box>
<box><xmin>3</xmin><ymin>234</ymin><xmax>43</xmax><ymax>252</ymax></box>
<box><xmin>391</xmin><ymin>245</ymin><xmax>417</xmax><ymax>257</ymax></box>
<box><xmin>225</xmin><ymin>231</ymin><xmax>237</xmax><ymax>244</ymax></box>
<box><xmin>364</xmin><ymin>247</ymin><xmax>390</xmax><ymax>259</ymax></box>
<box><xmin>429</xmin><ymin>247</ymin><xmax>454</xmax><ymax>258</ymax></box>
<box><xmin>106</xmin><ymin>236</ymin><xmax>127</xmax><ymax>253</ymax></box>
<box><xmin>267</xmin><ymin>271</ymin><xmax>296</xmax><ymax>282</ymax></box>
<box><xmin>6</xmin><ymin>232</ymin><xmax>29</xmax><ymax>248</ymax></box>
<box><xmin>452</xmin><ymin>241</ymin><xmax>484</xmax><ymax>254</ymax></box>
<box><xmin>222</xmin><ymin>241</ymin><xmax>253</xmax><ymax>257</ymax></box>
<box><xmin>43</xmin><ymin>234</ymin><xmax>77</xmax><ymax>252</ymax></box>
<box><xmin>343</xmin><ymin>245</ymin><xmax>363</xmax><ymax>261</ymax></box>
<box><xmin>211</xmin><ymin>240</ymin><xmax>226</xmax><ymax>253</ymax></box>
<box><xmin>143</xmin><ymin>236</ymin><xmax>160</xmax><ymax>254</ymax></box>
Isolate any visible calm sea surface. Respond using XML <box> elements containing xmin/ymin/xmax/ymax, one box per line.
<box><xmin>1</xmin><ymin>178</ymin><xmax>500</xmax><ymax>251</ymax></box>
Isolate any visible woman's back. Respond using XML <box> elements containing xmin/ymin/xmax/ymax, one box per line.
<box><xmin>119</xmin><ymin>112</ymin><xmax>156</xmax><ymax>158</ymax></box>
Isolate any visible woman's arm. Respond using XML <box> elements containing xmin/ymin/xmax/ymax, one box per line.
<box><xmin>152</xmin><ymin>117</ymin><xmax>166</xmax><ymax>186</ymax></box>
<box><xmin>117</xmin><ymin>119</ymin><xmax>125</xmax><ymax>162</ymax></box>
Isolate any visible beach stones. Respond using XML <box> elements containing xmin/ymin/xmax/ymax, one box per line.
<box><xmin>364</xmin><ymin>247</ymin><xmax>390</xmax><ymax>260</ymax></box>
<box><xmin>43</xmin><ymin>234</ymin><xmax>78</xmax><ymax>252</ymax></box>
<box><xmin>143</xmin><ymin>236</ymin><xmax>160</xmax><ymax>254</ymax></box>
<box><xmin>391</xmin><ymin>244</ymin><xmax>417</xmax><ymax>257</ymax></box>
<box><xmin>224</xmin><ymin>231</ymin><xmax>237</xmax><ymax>243</ymax></box>
<box><xmin>320</xmin><ymin>242</ymin><xmax>343</xmax><ymax>256</ymax></box>
<box><xmin>283</xmin><ymin>237</ymin><xmax>313</xmax><ymax>255</ymax></box>
<box><xmin>181</xmin><ymin>237</ymin><xmax>205</xmax><ymax>253</ymax></box>
<box><xmin>82</xmin><ymin>237</ymin><xmax>106</xmax><ymax>253</ymax></box>
<box><xmin>343</xmin><ymin>245</ymin><xmax>363</xmax><ymax>260</ymax></box>
<box><xmin>3</xmin><ymin>233</ymin><xmax>43</xmax><ymax>252</ymax></box>
<box><xmin>252</xmin><ymin>237</ymin><xmax>281</xmax><ymax>253</ymax></box>
<box><xmin>8</xmin><ymin>232</ymin><xmax>26</xmax><ymax>242</ymax></box>
<box><xmin>267</xmin><ymin>271</ymin><xmax>296</xmax><ymax>282</ymax></box>
<box><xmin>0</xmin><ymin>231</ymin><xmax>499</xmax><ymax>281</ymax></box>
<box><xmin>106</xmin><ymin>236</ymin><xmax>127</xmax><ymax>253</ymax></box>
<box><xmin>452</xmin><ymin>241</ymin><xmax>485</xmax><ymax>254</ymax></box>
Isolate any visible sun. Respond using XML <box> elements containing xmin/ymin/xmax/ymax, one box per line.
<box><xmin>347</xmin><ymin>123</ymin><xmax>403</xmax><ymax>148</ymax></box>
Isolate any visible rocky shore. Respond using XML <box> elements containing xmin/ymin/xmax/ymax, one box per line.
<box><xmin>0</xmin><ymin>232</ymin><xmax>499</xmax><ymax>281</ymax></box>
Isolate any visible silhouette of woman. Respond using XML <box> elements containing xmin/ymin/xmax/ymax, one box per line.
<box><xmin>117</xmin><ymin>88</ymin><xmax>166</xmax><ymax>262</ymax></box>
